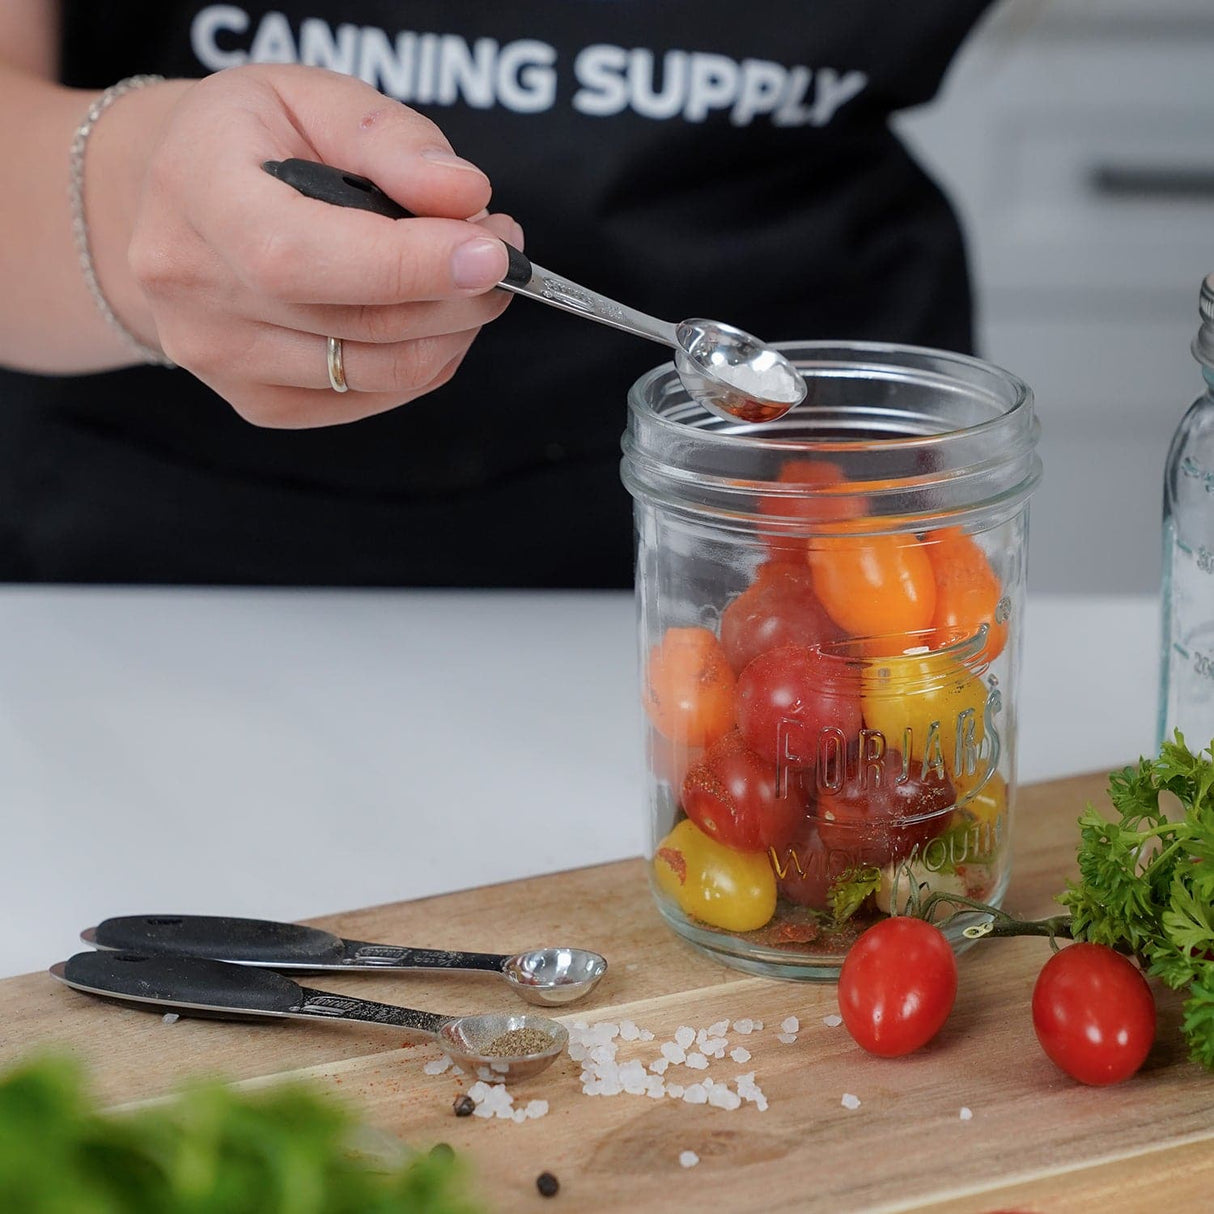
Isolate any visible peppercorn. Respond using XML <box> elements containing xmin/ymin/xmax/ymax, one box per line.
<box><xmin>453</xmin><ymin>1094</ymin><xmax>475</xmax><ymax>1117</ymax></box>
<box><xmin>536</xmin><ymin>1171</ymin><xmax>560</xmax><ymax>1197</ymax></box>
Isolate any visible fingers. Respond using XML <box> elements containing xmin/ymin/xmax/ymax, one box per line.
<box><xmin>263</xmin><ymin>65</ymin><xmax>495</xmax><ymax>219</ymax></box>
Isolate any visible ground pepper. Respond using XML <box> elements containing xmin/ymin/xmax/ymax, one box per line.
<box><xmin>481</xmin><ymin>1027</ymin><xmax>555</xmax><ymax>1057</ymax></box>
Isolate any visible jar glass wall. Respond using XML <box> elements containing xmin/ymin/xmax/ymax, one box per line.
<box><xmin>621</xmin><ymin>342</ymin><xmax>1041</xmax><ymax>980</ymax></box>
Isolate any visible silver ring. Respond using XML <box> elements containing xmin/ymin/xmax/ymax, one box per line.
<box><xmin>326</xmin><ymin>335</ymin><xmax>349</xmax><ymax>393</ymax></box>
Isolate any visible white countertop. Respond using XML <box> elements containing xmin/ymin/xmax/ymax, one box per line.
<box><xmin>0</xmin><ymin>587</ymin><xmax>1159</xmax><ymax>979</ymax></box>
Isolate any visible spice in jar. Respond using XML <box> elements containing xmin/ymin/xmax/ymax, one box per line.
<box><xmin>536</xmin><ymin>1171</ymin><xmax>560</xmax><ymax>1197</ymax></box>
<box><xmin>482</xmin><ymin>1027</ymin><xmax>555</xmax><ymax>1057</ymax></box>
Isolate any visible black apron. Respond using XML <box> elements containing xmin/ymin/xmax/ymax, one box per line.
<box><xmin>0</xmin><ymin>1</ymin><xmax>991</xmax><ymax>586</ymax></box>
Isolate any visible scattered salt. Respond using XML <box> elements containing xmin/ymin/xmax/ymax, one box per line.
<box><xmin>753</xmin><ymin>1020</ymin><xmax>764</xmax><ymax>1031</ymax></box>
<box><xmin>619</xmin><ymin>1020</ymin><xmax>641</xmax><ymax>1042</ymax></box>
<box><xmin>526</xmin><ymin>1100</ymin><xmax>549</xmax><ymax>1119</ymax></box>
<box><xmin>707</xmin><ymin>1019</ymin><xmax>730</xmax><ymax>1038</ymax></box>
<box><xmin>781</xmin><ymin>1016</ymin><xmax>800</xmax><ymax>1034</ymax></box>
<box><xmin>777</xmin><ymin>1033</ymin><xmax>797</xmax><ymax>1045</ymax></box>
<box><xmin>649</xmin><ymin>1057</ymin><xmax>670</xmax><ymax>1075</ymax></box>
<box><xmin>732</xmin><ymin>1018</ymin><xmax>754</xmax><ymax>1034</ymax></box>
<box><xmin>959</xmin><ymin>1107</ymin><xmax>973</xmax><ymax>1122</ymax></box>
<box><xmin>161</xmin><ymin>1013</ymin><xmax>179</xmax><ymax>1025</ymax></box>
<box><xmin>682</xmin><ymin>1084</ymin><xmax>708</xmax><ymax>1105</ymax></box>
<box><xmin>423</xmin><ymin>1055</ymin><xmax>453</xmax><ymax>1076</ymax></box>
<box><xmin>822</xmin><ymin>1014</ymin><xmax>843</xmax><ymax>1028</ymax></box>
<box><xmin>666</xmin><ymin>1083</ymin><xmax>686</xmax><ymax>1099</ymax></box>
<box><xmin>661</xmin><ymin>1041</ymin><xmax>687</xmax><ymax>1065</ymax></box>
<box><xmin>674</xmin><ymin>1026</ymin><xmax>696</xmax><ymax>1049</ymax></box>
<box><xmin>685</xmin><ymin>1052</ymin><xmax>709</xmax><ymax>1070</ymax></box>
<box><xmin>729</xmin><ymin>1047</ymin><xmax>751</xmax><ymax>1064</ymax></box>
<box><xmin>679</xmin><ymin>1150</ymin><xmax>700</xmax><ymax>1168</ymax></box>
<box><xmin>841</xmin><ymin>1093</ymin><xmax>861</xmax><ymax>1110</ymax></box>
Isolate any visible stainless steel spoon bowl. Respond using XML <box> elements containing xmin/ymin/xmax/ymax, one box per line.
<box><xmin>83</xmin><ymin>916</ymin><xmax>608</xmax><ymax>1008</ymax></box>
<box><xmin>52</xmin><ymin>953</ymin><xmax>568</xmax><ymax>1083</ymax></box>
<box><xmin>263</xmin><ymin>159</ymin><xmax>809</xmax><ymax>424</ymax></box>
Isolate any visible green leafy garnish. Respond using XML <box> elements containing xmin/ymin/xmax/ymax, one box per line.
<box><xmin>0</xmin><ymin>1055</ymin><xmax>480</xmax><ymax>1214</ymax></box>
<box><xmin>829</xmin><ymin>867</ymin><xmax>883</xmax><ymax>922</ymax></box>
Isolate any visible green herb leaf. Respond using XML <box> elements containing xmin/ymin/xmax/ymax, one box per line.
<box><xmin>829</xmin><ymin>866</ymin><xmax>883</xmax><ymax>922</ymax></box>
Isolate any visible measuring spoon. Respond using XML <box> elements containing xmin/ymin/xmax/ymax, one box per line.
<box><xmin>263</xmin><ymin>158</ymin><xmax>808</xmax><ymax>424</ymax></box>
<box><xmin>83</xmin><ymin>915</ymin><xmax>606</xmax><ymax>1007</ymax></box>
<box><xmin>52</xmin><ymin>951</ymin><xmax>567</xmax><ymax>1082</ymax></box>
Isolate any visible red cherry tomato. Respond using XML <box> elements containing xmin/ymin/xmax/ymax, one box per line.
<box><xmin>773</xmin><ymin>822</ymin><xmax>846</xmax><ymax>911</ymax></box>
<box><xmin>816</xmin><ymin>750</ymin><xmax>955</xmax><ymax>867</ymax></box>
<box><xmin>838</xmin><ymin>917</ymin><xmax>958</xmax><ymax>1056</ymax></box>
<box><xmin>1031</xmin><ymin>943</ymin><xmax>1156</xmax><ymax>1085</ymax></box>
<box><xmin>643</xmin><ymin>627</ymin><xmax>735</xmax><ymax>749</ymax></box>
<box><xmin>757</xmin><ymin>459</ymin><xmax>866</xmax><ymax>560</ymax></box>
<box><xmin>925</xmin><ymin>527</ymin><xmax>1007</xmax><ymax>665</ymax></box>
<box><xmin>720</xmin><ymin>562</ymin><xmax>842</xmax><ymax>674</ymax></box>
<box><xmin>734</xmin><ymin>644</ymin><xmax>863</xmax><ymax>768</ymax></box>
<box><xmin>807</xmin><ymin>534</ymin><xmax>937</xmax><ymax>655</ymax></box>
<box><xmin>682</xmin><ymin>730</ymin><xmax>808</xmax><ymax>852</ymax></box>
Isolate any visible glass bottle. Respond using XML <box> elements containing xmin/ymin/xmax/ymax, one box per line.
<box><xmin>1159</xmin><ymin>273</ymin><xmax>1214</xmax><ymax>753</ymax></box>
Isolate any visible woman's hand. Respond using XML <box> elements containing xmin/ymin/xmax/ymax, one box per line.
<box><xmin>112</xmin><ymin>64</ymin><xmax>520</xmax><ymax>427</ymax></box>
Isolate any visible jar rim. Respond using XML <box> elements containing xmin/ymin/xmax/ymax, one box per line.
<box><xmin>622</xmin><ymin>340</ymin><xmax>1040</xmax><ymax>533</ymax></box>
<box><xmin>627</xmin><ymin>339</ymin><xmax>1033</xmax><ymax>452</ymax></box>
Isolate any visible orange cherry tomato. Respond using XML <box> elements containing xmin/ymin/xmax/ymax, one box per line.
<box><xmin>925</xmin><ymin>527</ymin><xmax>1007</xmax><ymax>665</ymax></box>
<box><xmin>757</xmin><ymin>459</ymin><xmax>867</xmax><ymax>560</ymax></box>
<box><xmin>807</xmin><ymin>534</ymin><xmax>936</xmax><ymax>654</ymax></box>
<box><xmin>643</xmin><ymin>626</ymin><xmax>735</xmax><ymax>748</ymax></box>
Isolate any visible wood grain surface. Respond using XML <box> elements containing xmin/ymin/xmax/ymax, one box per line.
<box><xmin>3</xmin><ymin>771</ymin><xmax>1211</xmax><ymax>1213</ymax></box>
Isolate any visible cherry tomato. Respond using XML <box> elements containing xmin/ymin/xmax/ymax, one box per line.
<box><xmin>773</xmin><ymin>822</ymin><xmax>847</xmax><ymax>911</ymax></box>
<box><xmin>838</xmin><ymin>917</ymin><xmax>958</xmax><ymax>1056</ymax></box>
<box><xmin>808</xmin><ymin>534</ymin><xmax>937</xmax><ymax>655</ymax></box>
<box><xmin>1031</xmin><ymin>944</ymin><xmax>1156</xmax><ymax>1085</ymax></box>
<box><xmin>652</xmin><ymin>819</ymin><xmax>777</xmax><ymax>932</ymax></box>
<box><xmin>682</xmin><ymin>730</ymin><xmax>808</xmax><ymax>852</ymax></box>
<box><xmin>643</xmin><ymin>627</ymin><xmax>735</xmax><ymax>748</ymax></box>
<box><xmin>925</xmin><ymin>527</ymin><xmax>1007</xmax><ymax>665</ymax></box>
<box><xmin>720</xmin><ymin>562</ymin><xmax>842</xmax><ymax>674</ymax></box>
<box><xmin>735</xmin><ymin>644</ymin><xmax>863</xmax><ymax>768</ymax></box>
<box><xmin>757</xmin><ymin>459</ymin><xmax>866</xmax><ymax>560</ymax></box>
<box><xmin>816</xmin><ymin>749</ymin><xmax>955</xmax><ymax>867</ymax></box>
<box><xmin>860</xmin><ymin>654</ymin><xmax>992</xmax><ymax>799</ymax></box>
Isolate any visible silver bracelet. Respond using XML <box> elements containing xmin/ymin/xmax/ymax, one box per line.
<box><xmin>69</xmin><ymin>74</ymin><xmax>175</xmax><ymax>368</ymax></box>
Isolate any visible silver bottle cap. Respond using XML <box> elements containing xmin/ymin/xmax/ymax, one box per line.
<box><xmin>1194</xmin><ymin>272</ymin><xmax>1214</xmax><ymax>368</ymax></box>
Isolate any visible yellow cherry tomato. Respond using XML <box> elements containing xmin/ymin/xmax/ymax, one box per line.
<box><xmin>653</xmin><ymin>819</ymin><xmax>777</xmax><ymax>933</ymax></box>
<box><xmin>860</xmin><ymin>654</ymin><xmax>995</xmax><ymax>798</ymax></box>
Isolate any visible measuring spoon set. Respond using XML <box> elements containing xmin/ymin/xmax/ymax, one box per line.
<box><xmin>51</xmin><ymin>914</ymin><xmax>607</xmax><ymax>1081</ymax></box>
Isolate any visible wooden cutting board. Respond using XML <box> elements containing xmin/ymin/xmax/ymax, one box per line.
<box><xmin>3</xmin><ymin>771</ymin><xmax>1212</xmax><ymax>1213</ymax></box>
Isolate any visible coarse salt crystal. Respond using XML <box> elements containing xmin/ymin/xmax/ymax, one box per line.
<box><xmin>674</xmin><ymin>1026</ymin><xmax>696</xmax><ymax>1049</ymax></box>
<box><xmin>822</xmin><ymin>1014</ymin><xmax>843</xmax><ymax>1028</ymax></box>
<box><xmin>639</xmin><ymin>1029</ymin><xmax>655</xmax><ymax>1041</ymax></box>
<box><xmin>679</xmin><ymin>1151</ymin><xmax>700</xmax><ymax>1168</ymax></box>
<box><xmin>777</xmin><ymin>1033</ymin><xmax>797</xmax><ymax>1045</ymax></box>
<box><xmin>781</xmin><ymin>1016</ymin><xmax>799</xmax><ymax>1034</ymax></box>
<box><xmin>666</xmin><ymin>1083</ymin><xmax>685</xmax><ymax>1099</ymax></box>
<box><xmin>729</xmin><ymin>1047</ymin><xmax>751</xmax><ymax>1063</ymax></box>
<box><xmin>685</xmin><ymin>1052</ymin><xmax>709</xmax><ymax>1070</ymax></box>
<box><xmin>708</xmin><ymin>1086</ymin><xmax>742</xmax><ymax>1111</ymax></box>
<box><xmin>682</xmin><ymin>1084</ymin><xmax>708</xmax><ymax>1105</ymax></box>
<box><xmin>423</xmin><ymin>1055</ymin><xmax>452</xmax><ymax>1075</ymax></box>
<box><xmin>619</xmin><ymin>1020</ymin><xmax>641</xmax><ymax>1041</ymax></box>
<box><xmin>959</xmin><ymin>1107</ymin><xmax>973</xmax><ymax>1121</ymax></box>
<box><xmin>590</xmin><ymin>1043</ymin><xmax>617</xmax><ymax>1065</ymax></box>
<box><xmin>752</xmin><ymin>1020</ymin><xmax>764</xmax><ymax>1031</ymax></box>
<box><xmin>841</xmin><ymin>1093</ymin><xmax>861</xmax><ymax>1110</ymax></box>
<box><xmin>708</xmin><ymin>1019</ymin><xmax>730</xmax><ymax>1038</ymax></box>
<box><xmin>732</xmin><ymin>1018</ymin><xmax>754</xmax><ymax>1034</ymax></box>
<box><xmin>512</xmin><ymin>1108</ymin><xmax>528</xmax><ymax>1123</ymax></box>
<box><xmin>650</xmin><ymin>1057</ymin><xmax>669</xmax><ymax>1075</ymax></box>
<box><xmin>661</xmin><ymin>1042</ymin><xmax>686</xmax><ymax>1065</ymax></box>
<box><xmin>526</xmin><ymin>1100</ymin><xmax>549</xmax><ymax>1119</ymax></box>
<box><xmin>162</xmin><ymin>1013</ymin><xmax>179</xmax><ymax>1025</ymax></box>
<box><xmin>701</xmin><ymin>1038</ymin><xmax>727</xmax><ymax>1057</ymax></box>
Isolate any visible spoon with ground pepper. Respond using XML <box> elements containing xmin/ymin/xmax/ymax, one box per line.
<box><xmin>52</xmin><ymin>952</ymin><xmax>568</xmax><ymax>1083</ymax></box>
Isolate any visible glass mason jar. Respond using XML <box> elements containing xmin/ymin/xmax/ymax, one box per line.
<box><xmin>621</xmin><ymin>341</ymin><xmax>1041</xmax><ymax>980</ymax></box>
